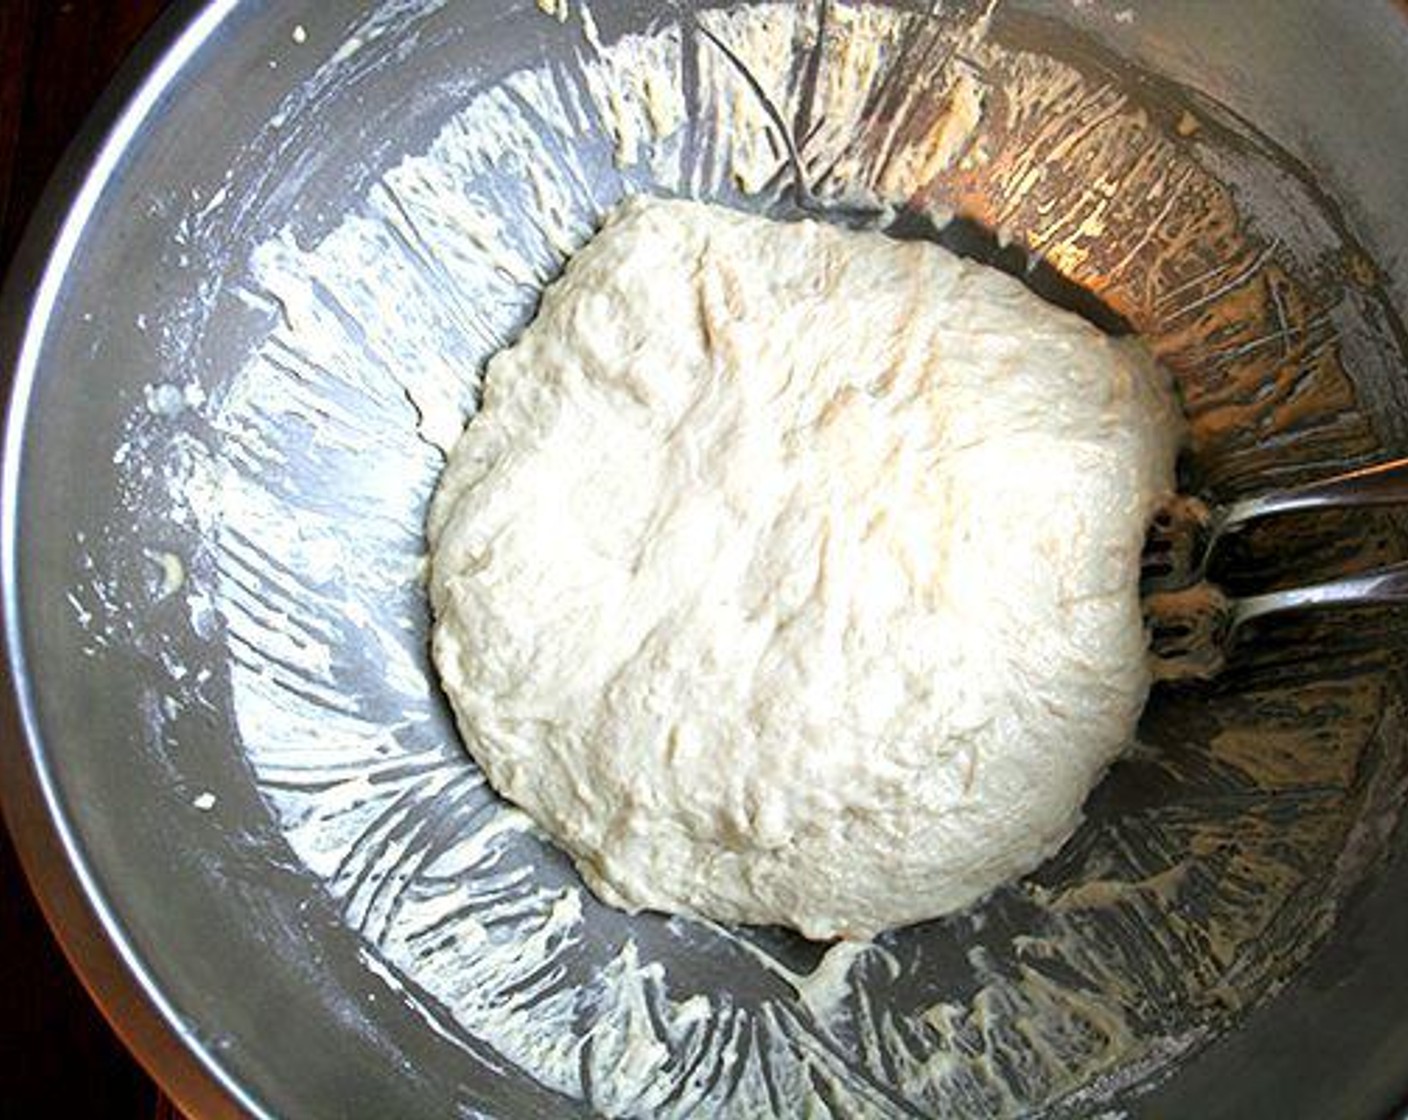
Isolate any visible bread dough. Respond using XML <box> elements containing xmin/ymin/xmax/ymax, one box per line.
<box><xmin>427</xmin><ymin>197</ymin><xmax>1180</xmax><ymax>939</ymax></box>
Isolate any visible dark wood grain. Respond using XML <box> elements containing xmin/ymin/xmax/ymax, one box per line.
<box><xmin>1</xmin><ymin>6</ymin><xmax>179</xmax><ymax>1117</ymax></box>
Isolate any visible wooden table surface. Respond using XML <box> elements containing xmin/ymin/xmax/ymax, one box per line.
<box><xmin>1</xmin><ymin>2</ymin><xmax>183</xmax><ymax>1115</ymax></box>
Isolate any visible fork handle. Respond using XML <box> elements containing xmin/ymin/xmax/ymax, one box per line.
<box><xmin>1221</xmin><ymin>457</ymin><xmax>1408</xmax><ymax>533</ymax></box>
<box><xmin>1232</xmin><ymin>559</ymin><xmax>1408</xmax><ymax>632</ymax></box>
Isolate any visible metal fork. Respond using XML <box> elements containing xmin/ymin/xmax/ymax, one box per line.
<box><xmin>1145</xmin><ymin>560</ymin><xmax>1408</xmax><ymax>680</ymax></box>
<box><xmin>1141</xmin><ymin>457</ymin><xmax>1408</xmax><ymax>680</ymax></box>
<box><xmin>1141</xmin><ymin>457</ymin><xmax>1408</xmax><ymax>593</ymax></box>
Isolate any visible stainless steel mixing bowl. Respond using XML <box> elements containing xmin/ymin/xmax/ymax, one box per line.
<box><xmin>4</xmin><ymin>1</ymin><xmax>1408</xmax><ymax>1116</ymax></box>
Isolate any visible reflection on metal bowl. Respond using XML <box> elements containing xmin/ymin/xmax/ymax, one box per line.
<box><xmin>3</xmin><ymin>2</ymin><xmax>1407</xmax><ymax>1117</ymax></box>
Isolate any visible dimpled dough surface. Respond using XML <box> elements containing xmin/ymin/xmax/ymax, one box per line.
<box><xmin>427</xmin><ymin>197</ymin><xmax>1180</xmax><ymax>939</ymax></box>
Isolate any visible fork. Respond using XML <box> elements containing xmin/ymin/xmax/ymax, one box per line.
<box><xmin>1141</xmin><ymin>457</ymin><xmax>1408</xmax><ymax>680</ymax></box>
<box><xmin>1145</xmin><ymin>559</ymin><xmax>1408</xmax><ymax>680</ymax></box>
<box><xmin>1141</xmin><ymin>457</ymin><xmax>1408</xmax><ymax>593</ymax></box>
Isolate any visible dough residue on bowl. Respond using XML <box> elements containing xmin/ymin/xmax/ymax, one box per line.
<box><xmin>427</xmin><ymin>196</ymin><xmax>1181</xmax><ymax>939</ymax></box>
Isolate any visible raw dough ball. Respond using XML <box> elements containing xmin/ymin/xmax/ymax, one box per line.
<box><xmin>428</xmin><ymin>197</ymin><xmax>1179</xmax><ymax>939</ymax></box>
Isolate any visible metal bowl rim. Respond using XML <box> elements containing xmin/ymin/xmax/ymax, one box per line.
<box><xmin>0</xmin><ymin>1</ymin><xmax>265</xmax><ymax>1115</ymax></box>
